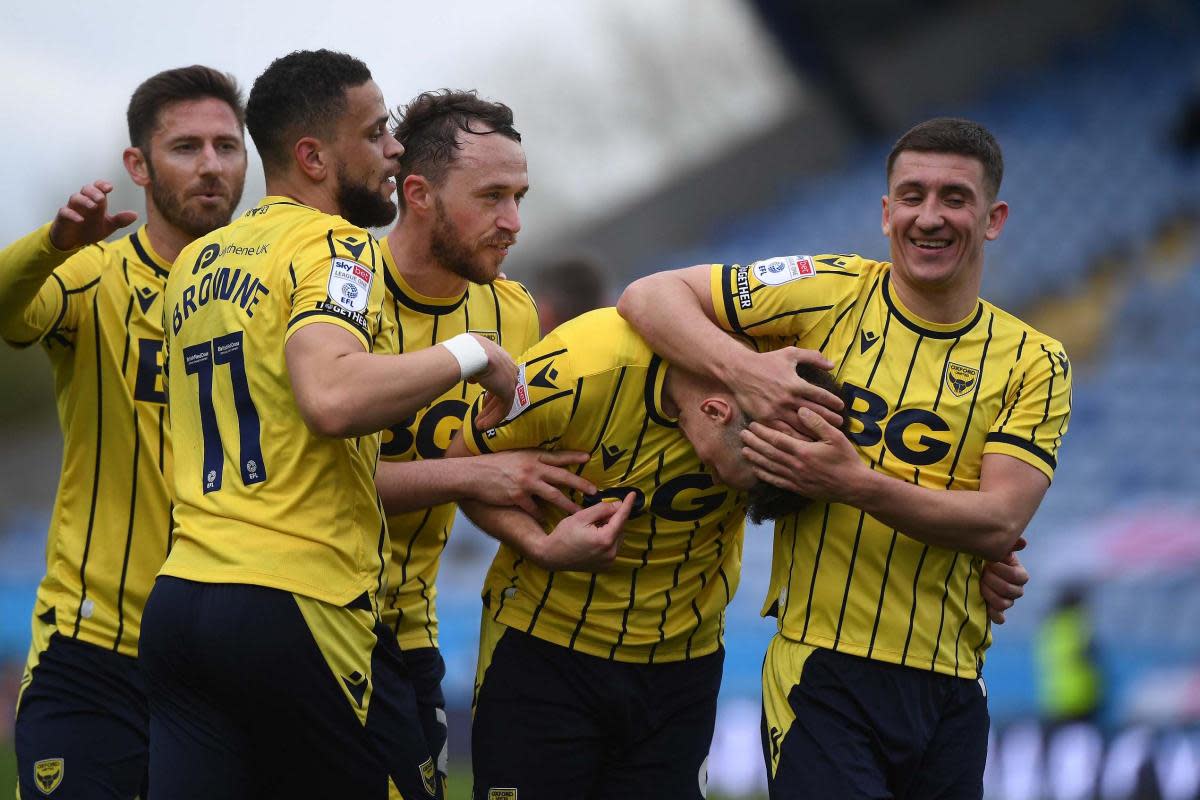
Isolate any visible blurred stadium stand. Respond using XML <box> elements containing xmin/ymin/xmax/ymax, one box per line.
<box><xmin>3</xmin><ymin>2</ymin><xmax>1200</xmax><ymax>798</ymax></box>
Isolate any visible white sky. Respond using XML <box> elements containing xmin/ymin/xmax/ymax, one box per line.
<box><xmin>0</xmin><ymin>0</ymin><xmax>804</xmax><ymax>255</ymax></box>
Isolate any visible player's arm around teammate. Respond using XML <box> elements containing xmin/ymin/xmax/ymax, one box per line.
<box><xmin>739</xmin><ymin>408</ymin><xmax>1048</xmax><ymax>561</ymax></box>
<box><xmin>286</xmin><ymin>321</ymin><xmax>516</xmax><ymax>436</ymax></box>
<box><xmin>619</xmin><ymin>263</ymin><xmax>1048</xmax><ymax>562</ymax></box>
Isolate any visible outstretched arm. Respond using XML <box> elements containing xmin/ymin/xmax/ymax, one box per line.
<box><xmin>741</xmin><ymin>408</ymin><xmax>1050</xmax><ymax>562</ymax></box>
<box><xmin>286</xmin><ymin>324</ymin><xmax>517</xmax><ymax>438</ymax></box>
<box><xmin>376</xmin><ymin>448</ymin><xmax>595</xmax><ymax>517</ymax></box>
<box><xmin>617</xmin><ymin>266</ymin><xmax>840</xmax><ymax>423</ymax></box>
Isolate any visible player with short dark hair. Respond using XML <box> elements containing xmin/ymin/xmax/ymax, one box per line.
<box><xmin>619</xmin><ymin>116</ymin><xmax>1067</xmax><ymax>799</ymax></box>
<box><xmin>371</xmin><ymin>89</ymin><xmax>593</xmax><ymax>793</ymax></box>
<box><xmin>0</xmin><ymin>63</ymin><xmax>247</xmax><ymax>800</ymax></box>
<box><xmin>139</xmin><ymin>50</ymin><xmax>519</xmax><ymax>800</ymax></box>
<box><xmin>446</xmin><ymin>308</ymin><xmax>820</xmax><ymax>800</ymax></box>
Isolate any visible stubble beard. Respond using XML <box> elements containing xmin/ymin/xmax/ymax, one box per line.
<box><xmin>429</xmin><ymin>196</ymin><xmax>505</xmax><ymax>285</ymax></box>
<box><xmin>148</xmin><ymin>160</ymin><xmax>242</xmax><ymax>239</ymax></box>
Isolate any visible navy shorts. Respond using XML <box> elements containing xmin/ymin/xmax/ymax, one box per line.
<box><xmin>761</xmin><ymin>635</ymin><xmax>989</xmax><ymax>800</ymax></box>
<box><xmin>15</xmin><ymin>613</ymin><xmax>148</xmax><ymax>799</ymax></box>
<box><xmin>140</xmin><ymin>576</ymin><xmax>440</xmax><ymax>800</ymax></box>
<box><xmin>402</xmin><ymin>646</ymin><xmax>448</xmax><ymax>791</ymax></box>
<box><xmin>472</xmin><ymin>619</ymin><xmax>723</xmax><ymax>800</ymax></box>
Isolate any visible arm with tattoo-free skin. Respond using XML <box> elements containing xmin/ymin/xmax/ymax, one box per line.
<box><xmin>286</xmin><ymin>324</ymin><xmax>518</xmax><ymax>438</ymax></box>
<box><xmin>443</xmin><ymin>434</ymin><xmax>634</xmax><ymax>571</ymax></box>
<box><xmin>741</xmin><ymin>409</ymin><xmax>1050</xmax><ymax>563</ymax></box>
<box><xmin>617</xmin><ymin>265</ymin><xmax>842</xmax><ymax>424</ymax></box>
<box><xmin>375</xmin><ymin>449</ymin><xmax>596</xmax><ymax>518</ymax></box>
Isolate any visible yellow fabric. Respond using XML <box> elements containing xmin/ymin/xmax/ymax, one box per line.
<box><xmin>0</xmin><ymin>224</ymin><xmax>173</xmax><ymax>657</ymax></box>
<box><xmin>472</xmin><ymin>611</ymin><xmax>509</xmax><ymax>712</ymax></box>
<box><xmin>462</xmin><ymin>308</ymin><xmax>745</xmax><ymax>663</ymax></box>
<box><xmin>15</xmin><ymin>610</ymin><xmax>56</xmax><ymax>714</ymax></box>
<box><xmin>710</xmin><ymin>255</ymin><xmax>1072</xmax><ymax>678</ymax></box>
<box><xmin>761</xmin><ymin>634</ymin><xmax>820</xmax><ymax>778</ymax></box>
<box><xmin>377</xmin><ymin>238</ymin><xmax>539</xmax><ymax>649</ymax></box>
<box><xmin>162</xmin><ymin>197</ymin><xmax>391</xmax><ymax>606</ymax></box>
<box><xmin>292</xmin><ymin>592</ymin><xmax>380</xmax><ymax>728</ymax></box>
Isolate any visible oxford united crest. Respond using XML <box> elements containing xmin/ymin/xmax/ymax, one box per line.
<box><xmin>945</xmin><ymin>362</ymin><xmax>978</xmax><ymax>397</ymax></box>
<box><xmin>34</xmin><ymin>758</ymin><xmax>64</xmax><ymax>795</ymax></box>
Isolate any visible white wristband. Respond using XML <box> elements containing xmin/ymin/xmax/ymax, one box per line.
<box><xmin>442</xmin><ymin>333</ymin><xmax>489</xmax><ymax>379</ymax></box>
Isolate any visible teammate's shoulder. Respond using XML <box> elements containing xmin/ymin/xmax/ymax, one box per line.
<box><xmin>547</xmin><ymin>308</ymin><xmax>652</xmax><ymax>372</ymax></box>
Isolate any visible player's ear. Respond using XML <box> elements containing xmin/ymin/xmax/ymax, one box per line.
<box><xmin>699</xmin><ymin>397</ymin><xmax>736</xmax><ymax>425</ymax></box>
<box><xmin>294</xmin><ymin>137</ymin><xmax>328</xmax><ymax>181</ymax></box>
<box><xmin>881</xmin><ymin>195</ymin><xmax>891</xmax><ymax>237</ymax></box>
<box><xmin>984</xmin><ymin>200</ymin><xmax>1009</xmax><ymax>241</ymax></box>
<box><xmin>402</xmin><ymin>175</ymin><xmax>433</xmax><ymax>213</ymax></box>
<box><xmin>124</xmin><ymin>147</ymin><xmax>151</xmax><ymax>188</ymax></box>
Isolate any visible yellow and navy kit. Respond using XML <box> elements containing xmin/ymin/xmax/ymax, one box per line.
<box><xmin>710</xmin><ymin>254</ymin><xmax>1071</xmax><ymax>678</ymax></box>
<box><xmin>377</xmin><ymin>238</ymin><xmax>539</xmax><ymax>650</ymax></box>
<box><xmin>0</xmin><ymin>223</ymin><xmax>173</xmax><ymax>658</ymax></box>
<box><xmin>162</xmin><ymin>197</ymin><xmax>394</xmax><ymax>607</ymax></box>
<box><xmin>461</xmin><ymin>307</ymin><xmax>746</xmax><ymax>664</ymax></box>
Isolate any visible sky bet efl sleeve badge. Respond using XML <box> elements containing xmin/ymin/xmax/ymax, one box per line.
<box><xmin>752</xmin><ymin>255</ymin><xmax>815</xmax><ymax>285</ymax></box>
<box><xmin>327</xmin><ymin>257</ymin><xmax>373</xmax><ymax>313</ymax></box>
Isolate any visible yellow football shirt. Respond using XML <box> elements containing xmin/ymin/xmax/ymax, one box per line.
<box><xmin>377</xmin><ymin>238</ymin><xmax>539</xmax><ymax>650</ymax></box>
<box><xmin>0</xmin><ymin>223</ymin><xmax>173</xmax><ymax>658</ymax></box>
<box><xmin>162</xmin><ymin>197</ymin><xmax>393</xmax><ymax>607</ymax></box>
<box><xmin>461</xmin><ymin>308</ymin><xmax>746</xmax><ymax>664</ymax></box>
<box><xmin>710</xmin><ymin>254</ymin><xmax>1071</xmax><ymax>678</ymax></box>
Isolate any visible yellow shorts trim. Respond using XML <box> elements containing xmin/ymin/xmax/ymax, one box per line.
<box><xmin>292</xmin><ymin>593</ymin><xmax>379</xmax><ymax>728</ymax></box>
<box><xmin>473</xmin><ymin>610</ymin><xmax>509</xmax><ymax>713</ymax></box>
<box><xmin>761</xmin><ymin>634</ymin><xmax>820</xmax><ymax>778</ymax></box>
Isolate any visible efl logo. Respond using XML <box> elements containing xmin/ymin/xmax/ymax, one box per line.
<box><xmin>752</xmin><ymin>255</ymin><xmax>815</xmax><ymax>286</ymax></box>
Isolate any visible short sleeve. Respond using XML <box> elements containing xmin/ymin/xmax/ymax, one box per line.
<box><xmin>709</xmin><ymin>254</ymin><xmax>863</xmax><ymax>338</ymax></box>
<box><xmin>284</xmin><ymin>223</ymin><xmax>384</xmax><ymax>350</ymax></box>
<box><xmin>985</xmin><ymin>340</ymin><xmax>1072</xmax><ymax>481</ymax></box>
<box><xmin>461</xmin><ymin>334</ymin><xmax>576</xmax><ymax>455</ymax></box>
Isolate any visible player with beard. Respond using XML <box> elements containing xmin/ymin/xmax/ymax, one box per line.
<box><xmin>140</xmin><ymin>50</ymin><xmax>564</xmax><ymax>800</ymax></box>
<box><xmin>0</xmin><ymin>65</ymin><xmax>246</xmax><ymax>800</ymax></box>
<box><xmin>370</xmin><ymin>90</ymin><xmax>596</xmax><ymax>794</ymax></box>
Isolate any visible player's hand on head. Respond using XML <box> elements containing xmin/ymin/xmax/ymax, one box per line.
<box><xmin>49</xmin><ymin>180</ymin><xmax>138</xmax><ymax>251</ymax></box>
<box><xmin>473</xmin><ymin>450</ymin><xmax>596</xmax><ymax>518</ymax></box>
<box><xmin>732</xmin><ymin>347</ymin><xmax>842</xmax><ymax>428</ymax></box>
<box><xmin>980</xmin><ymin>549</ymin><xmax>1029</xmax><ymax>625</ymax></box>
<box><xmin>534</xmin><ymin>492</ymin><xmax>635</xmax><ymax>572</ymax></box>
<box><xmin>740</xmin><ymin>408</ymin><xmax>863</xmax><ymax>502</ymax></box>
<box><xmin>471</xmin><ymin>335</ymin><xmax>519</xmax><ymax>430</ymax></box>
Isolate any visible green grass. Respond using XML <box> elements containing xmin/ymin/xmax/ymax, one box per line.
<box><xmin>1</xmin><ymin>742</ymin><xmax>14</xmax><ymax>798</ymax></box>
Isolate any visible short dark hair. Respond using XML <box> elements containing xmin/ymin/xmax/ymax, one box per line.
<box><xmin>127</xmin><ymin>65</ymin><xmax>244</xmax><ymax>153</ymax></box>
<box><xmin>246</xmin><ymin>49</ymin><xmax>373</xmax><ymax>173</ymax></box>
<box><xmin>391</xmin><ymin>90</ymin><xmax>521</xmax><ymax>208</ymax></box>
<box><xmin>746</xmin><ymin>362</ymin><xmax>851</xmax><ymax>524</ymax></box>
<box><xmin>886</xmin><ymin>117</ymin><xmax>1004</xmax><ymax>199</ymax></box>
